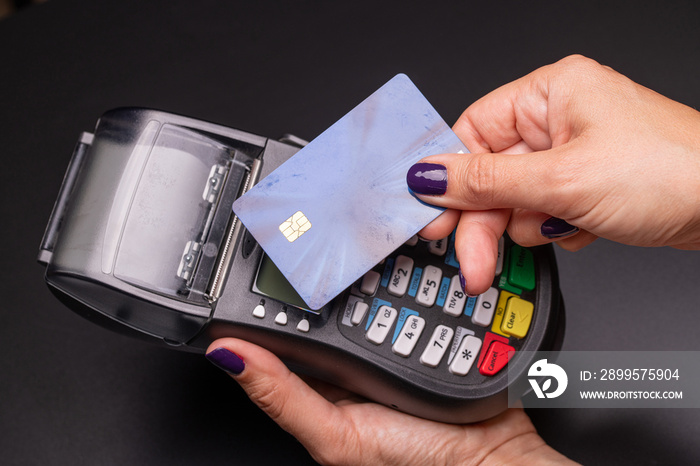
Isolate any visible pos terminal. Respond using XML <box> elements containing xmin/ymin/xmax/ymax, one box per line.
<box><xmin>39</xmin><ymin>107</ymin><xmax>564</xmax><ymax>423</ymax></box>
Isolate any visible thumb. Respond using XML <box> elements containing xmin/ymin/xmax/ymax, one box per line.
<box><xmin>205</xmin><ymin>339</ymin><xmax>344</xmax><ymax>449</ymax></box>
<box><xmin>406</xmin><ymin>149</ymin><xmax>566</xmax><ymax>215</ymax></box>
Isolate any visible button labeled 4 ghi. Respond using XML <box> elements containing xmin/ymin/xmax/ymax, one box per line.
<box><xmin>392</xmin><ymin>315</ymin><xmax>426</xmax><ymax>357</ymax></box>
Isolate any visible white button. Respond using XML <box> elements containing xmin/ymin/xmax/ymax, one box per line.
<box><xmin>420</xmin><ymin>325</ymin><xmax>454</xmax><ymax>367</ymax></box>
<box><xmin>341</xmin><ymin>296</ymin><xmax>363</xmax><ymax>327</ymax></box>
<box><xmin>365</xmin><ymin>305</ymin><xmax>397</xmax><ymax>345</ymax></box>
<box><xmin>472</xmin><ymin>287</ymin><xmax>499</xmax><ymax>327</ymax></box>
<box><xmin>443</xmin><ymin>275</ymin><xmax>467</xmax><ymax>316</ymax></box>
<box><xmin>415</xmin><ymin>265</ymin><xmax>442</xmax><ymax>307</ymax></box>
<box><xmin>253</xmin><ymin>304</ymin><xmax>265</xmax><ymax>318</ymax></box>
<box><xmin>387</xmin><ymin>255</ymin><xmax>414</xmax><ymax>297</ymax></box>
<box><xmin>495</xmin><ymin>236</ymin><xmax>505</xmax><ymax>276</ymax></box>
<box><xmin>296</xmin><ymin>319</ymin><xmax>310</xmax><ymax>333</ymax></box>
<box><xmin>448</xmin><ymin>326</ymin><xmax>475</xmax><ymax>364</ymax></box>
<box><xmin>274</xmin><ymin>311</ymin><xmax>288</xmax><ymax>325</ymax></box>
<box><xmin>449</xmin><ymin>335</ymin><xmax>482</xmax><ymax>376</ymax></box>
<box><xmin>392</xmin><ymin>315</ymin><xmax>425</xmax><ymax>357</ymax></box>
<box><xmin>428</xmin><ymin>237</ymin><xmax>447</xmax><ymax>256</ymax></box>
<box><xmin>405</xmin><ymin>235</ymin><xmax>418</xmax><ymax>246</ymax></box>
<box><xmin>360</xmin><ymin>270</ymin><xmax>381</xmax><ymax>295</ymax></box>
<box><xmin>351</xmin><ymin>301</ymin><xmax>369</xmax><ymax>325</ymax></box>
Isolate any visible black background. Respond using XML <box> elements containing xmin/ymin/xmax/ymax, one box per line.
<box><xmin>1</xmin><ymin>1</ymin><xmax>699</xmax><ymax>464</ymax></box>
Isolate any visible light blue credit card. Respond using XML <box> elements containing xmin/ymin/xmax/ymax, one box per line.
<box><xmin>232</xmin><ymin>74</ymin><xmax>469</xmax><ymax>310</ymax></box>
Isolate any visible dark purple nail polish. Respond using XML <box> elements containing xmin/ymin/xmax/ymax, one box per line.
<box><xmin>206</xmin><ymin>348</ymin><xmax>245</xmax><ymax>375</ymax></box>
<box><xmin>541</xmin><ymin>217</ymin><xmax>579</xmax><ymax>239</ymax></box>
<box><xmin>459</xmin><ymin>270</ymin><xmax>478</xmax><ymax>298</ymax></box>
<box><xmin>407</xmin><ymin>163</ymin><xmax>447</xmax><ymax>195</ymax></box>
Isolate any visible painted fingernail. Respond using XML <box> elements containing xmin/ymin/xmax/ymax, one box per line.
<box><xmin>541</xmin><ymin>217</ymin><xmax>580</xmax><ymax>239</ymax></box>
<box><xmin>407</xmin><ymin>163</ymin><xmax>447</xmax><ymax>195</ymax></box>
<box><xmin>206</xmin><ymin>348</ymin><xmax>245</xmax><ymax>375</ymax></box>
<box><xmin>459</xmin><ymin>269</ymin><xmax>478</xmax><ymax>298</ymax></box>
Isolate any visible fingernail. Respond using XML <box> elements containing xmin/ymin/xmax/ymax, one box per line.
<box><xmin>541</xmin><ymin>217</ymin><xmax>579</xmax><ymax>239</ymax></box>
<box><xmin>407</xmin><ymin>163</ymin><xmax>447</xmax><ymax>195</ymax></box>
<box><xmin>459</xmin><ymin>269</ymin><xmax>478</xmax><ymax>298</ymax></box>
<box><xmin>458</xmin><ymin>269</ymin><xmax>466</xmax><ymax>292</ymax></box>
<box><xmin>206</xmin><ymin>348</ymin><xmax>245</xmax><ymax>375</ymax></box>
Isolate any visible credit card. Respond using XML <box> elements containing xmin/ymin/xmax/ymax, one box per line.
<box><xmin>232</xmin><ymin>74</ymin><xmax>468</xmax><ymax>310</ymax></box>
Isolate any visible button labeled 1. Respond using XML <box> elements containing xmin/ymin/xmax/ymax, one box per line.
<box><xmin>365</xmin><ymin>305</ymin><xmax>398</xmax><ymax>345</ymax></box>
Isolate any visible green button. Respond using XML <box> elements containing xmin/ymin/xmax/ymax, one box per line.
<box><xmin>507</xmin><ymin>245</ymin><xmax>535</xmax><ymax>291</ymax></box>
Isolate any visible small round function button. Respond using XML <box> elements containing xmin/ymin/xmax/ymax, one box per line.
<box><xmin>252</xmin><ymin>304</ymin><xmax>265</xmax><ymax>319</ymax></box>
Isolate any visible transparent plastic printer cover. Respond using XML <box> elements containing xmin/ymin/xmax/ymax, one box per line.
<box><xmin>109</xmin><ymin>124</ymin><xmax>240</xmax><ymax>303</ymax></box>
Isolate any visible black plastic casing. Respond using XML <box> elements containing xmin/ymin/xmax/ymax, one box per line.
<box><xmin>202</xmin><ymin>250</ymin><xmax>563</xmax><ymax>424</ymax></box>
<box><xmin>40</xmin><ymin>108</ymin><xmax>564</xmax><ymax>424</ymax></box>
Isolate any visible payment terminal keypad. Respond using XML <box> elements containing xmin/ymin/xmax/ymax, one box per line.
<box><xmin>338</xmin><ymin>231</ymin><xmax>538</xmax><ymax>383</ymax></box>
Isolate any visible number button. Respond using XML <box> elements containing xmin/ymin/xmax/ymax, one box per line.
<box><xmin>420</xmin><ymin>325</ymin><xmax>454</xmax><ymax>367</ymax></box>
<box><xmin>392</xmin><ymin>315</ymin><xmax>426</xmax><ymax>357</ymax></box>
<box><xmin>415</xmin><ymin>265</ymin><xmax>442</xmax><ymax>307</ymax></box>
<box><xmin>471</xmin><ymin>287</ymin><xmax>499</xmax><ymax>327</ymax></box>
<box><xmin>365</xmin><ymin>305</ymin><xmax>398</xmax><ymax>345</ymax></box>
<box><xmin>443</xmin><ymin>274</ymin><xmax>467</xmax><ymax>316</ymax></box>
<box><xmin>387</xmin><ymin>255</ymin><xmax>414</xmax><ymax>297</ymax></box>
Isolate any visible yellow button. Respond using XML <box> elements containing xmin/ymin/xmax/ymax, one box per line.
<box><xmin>500</xmin><ymin>297</ymin><xmax>534</xmax><ymax>339</ymax></box>
<box><xmin>491</xmin><ymin>291</ymin><xmax>517</xmax><ymax>337</ymax></box>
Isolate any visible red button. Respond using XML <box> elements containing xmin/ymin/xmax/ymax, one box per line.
<box><xmin>478</xmin><ymin>341</ymin><xmax>515</xmax><ymax>376</ymax></box>
<box><xmin>477</xmin><ymin>332</ymin><xmax>509</xmax><ymax>368</ymax></box>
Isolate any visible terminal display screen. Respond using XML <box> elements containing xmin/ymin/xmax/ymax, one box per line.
<box><xmin>252</xmin><ymin>254</ymin><xmax>320</xmax><ymax>313</ymax></box>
